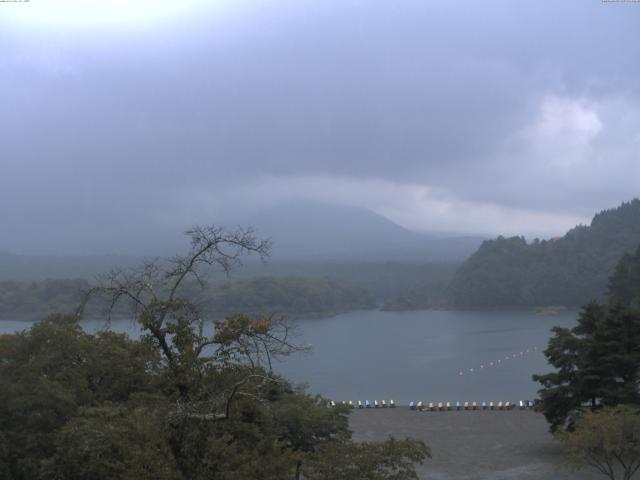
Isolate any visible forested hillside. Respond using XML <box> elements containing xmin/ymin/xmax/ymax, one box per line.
<box><xmin>450</xmin><ymin>199</ymin><xmax>640</xmax><ymax>308</ymax></box>
<box><xmin>609</xmin><ymin>244</ymin><xmax>640</xmax><ymax>309</ymax></box>
<box><xmin>0</xmin><ymin>276</ymin><xmax>374</xmax><ymax>321</ymax></box>
<box><xmin>195</xmin><ymin>276</ymin><xmax>375</xmax><ymax>319</ymax></box>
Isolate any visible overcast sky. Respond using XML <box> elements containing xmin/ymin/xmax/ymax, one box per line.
<box><xmin>1</xmin><ymin>0</ymin><xmax>639</xmax><ymax>254</ymax></box>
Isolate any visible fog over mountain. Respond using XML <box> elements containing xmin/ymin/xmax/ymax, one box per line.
<box><xmin>0</xmin><ymin>201</ymin><xmax>483</xmax><ymax>279</ymax></box>
<box><xmin>1</xmin><ymin>1</ymin><xmax>639</xmax><ymax>255</ymax></box>
<box><xmin>247</xmin><ymin>201</ymin><xmax>483</xmax><ymax>261</ymax></box>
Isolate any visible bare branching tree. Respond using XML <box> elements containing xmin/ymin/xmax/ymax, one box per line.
<box><xmin>79</xmin><ymin>225</ymin><xmax>306</xmax><ymax>420</ymax></box>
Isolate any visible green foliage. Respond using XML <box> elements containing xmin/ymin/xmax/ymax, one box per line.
<box><xmin>0</xmin><ymin>275</ymin><xmax>375</xmax><ymax>321</ymax></box>
<box><xmin>0</xmin><ymin>227</ymin><xmax>428</xmax><ymax>479</ymax></box>
<box><xmin>0</xmin><ymin>314</ymin><xmax>157</xmax><ymax>479</ymax></box>
<box><xmin>608</xmin><ymin>244</ymin><xmax>640</xmax><ymax>309</ymax></box>
<box><xmin>303</xmin><ymin>436</ymin><xmax>430</xmax><ymax>480</ymax></box>
<box><xmin>534</xmin><ymin>247</ymin><xmax>640</xmax><ymax>432</ymax></box>
<box><xmin>197</xmin><ymin>275</ymin><xmax>376</xmax><ymax>319</ymax></box>
<box><xmin>0</xmin><ymin>315</ymin><xmax>427</xmax><ymax>480</ymax></box>
<box><xmin>533</xmin><ymin>304</ymin><xmax>640</xmax><ymax>431</ymax></box>
<box><xmin>450</xmin><ymin>199</ymin><xmax>640</xmax><ymax>307</ymax></box>
<box><xmin>49</xmin><ymin>405</ymin><xmax>180</xmax><ymax>480</ymax></box>
<box><xmin>556</xmin><ymin>406</ymin><xmax>640</xmax><ymax>480</ymax></box>
<box><xmin>0</xmin><ymin>279</ymin><xmax>90</xmax><ymax>319</ymax></box>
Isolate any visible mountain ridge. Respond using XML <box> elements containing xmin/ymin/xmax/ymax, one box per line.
<box><xmin>247</xmin><ymin>200</ymin><xmax>484</xmax><ymax>261</ymax></box>
<box><xmin>449</xmin><ymin>199</ymin><xmax>640</xmax><ymax>307</ymax></box>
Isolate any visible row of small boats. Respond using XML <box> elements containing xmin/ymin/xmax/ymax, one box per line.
<box><xmin>409</xmin><ymin>400</ymin><xmax>535</xmax><ymax>411</ymax></box>
<box><xmin>326</xmin><ymin>400</ymin><xmax>536</xmax><ymax>410</ymax></box>
<box><xmin>327</xmin><ymin>400</ymin><xmax>396</xmax><ymax>408</ymax></box>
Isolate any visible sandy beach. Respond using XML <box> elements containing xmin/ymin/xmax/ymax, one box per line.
<box><xmin>350</xmin><ymin>408</ymin><xmax>603</xmax><ymax>480</ymax></box>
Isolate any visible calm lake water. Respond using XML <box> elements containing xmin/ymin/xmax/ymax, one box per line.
<box><xmin>0</xmin><ymin>309</ymin><xmax>577</xmax><ymax>404</ymax></box>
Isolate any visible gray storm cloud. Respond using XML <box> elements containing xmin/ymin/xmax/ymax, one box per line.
<box><xmin>0</xmin><ymin>0</ymin><xmax>639</xmax><ymax>254</ymax></box>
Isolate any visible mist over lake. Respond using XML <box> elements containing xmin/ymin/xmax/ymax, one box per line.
<box><xmin>1</xmin><ymin>309</ymin><xmax>576</xmax><ymax>403</ymax></box>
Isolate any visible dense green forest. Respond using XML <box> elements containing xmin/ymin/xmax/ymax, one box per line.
<box><xmin>0</xmin><ymin>279</ymin><xmax>91</xmax><ymax>319</ymax></box>
<box><xmin>248</xmin><ymin>261</ymin><xmax>458</xmax><ymax>307</ymax></box>
<box><xmin>0</xmin><ymin>276</ymin><xmax>375</xmax><ymax>321</ymax></box>
<box><xmin>0</xmin><ymin>260</ymin><xmax>459</xmax><ymax>319</ymax></box>
<box><xmin>534</xmin><ymin>242</ymin><xmax>640</xmax><ymax>432</ymax></box>
<box><xmin>0</xmin><ymin>315</ymin><xmax>428</xmax><ymax>480</ymax></box>
<box><xmin>608</xmin><ymin>244</ymin><xmax>640</xmax><ymax>309</ymax></box>
<box><xmin>0</xmin><ymin>227</ymin><xmax>429</xmax><ymax>480</ymax></box>
<box><xmin>196</xmin><ymin>276</ymin><xmax>375</xmax><ymax>319</ymax></box>
<box><xmin>450</xmin><ymin>199</ymin><xmax>640</xmax><ymax>308</ymax></box>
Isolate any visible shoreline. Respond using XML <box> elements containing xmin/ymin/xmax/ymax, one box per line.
<box><xmin>349</xmin><ymin>408</ymin><xmax>600</xmax><ymax>480</ymax></box>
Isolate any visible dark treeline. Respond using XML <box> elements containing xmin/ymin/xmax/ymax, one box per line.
<box><xmin>0</xmin><ymin>276</ymin><xmax>375</xmax><ymax>321</ymax></box>
<box><xmin>261</xmin><ymin>262</ymin><xmax>458</xmax><ymax>310</ymax></box>
<box><xmin>608</xmin><ymin>244</ymin><xmax>640</xmax><ymax>309</ymax></box>
<box><xmin>450</xmin><ymin>199</ymin><xmax>640</xmax><ymax>308</ymax></box>
<box><xmin>193</xmin><ymin>276</ymin><xmax>375</xmax><ymax>319</ymax></box>
<box><xmin>0</xmin><ymin>261</ymin><xmax>459</xmax><ymax>320</ymax></box>
<box><xmin>0</xmin><ymin>279</ymin><xmax>90</xmax><ymax>319</ymax></box>
<box><xmin>534</xmin><ymin>243</ymin><xmax>640</xmax><ymax>432</ymax></box>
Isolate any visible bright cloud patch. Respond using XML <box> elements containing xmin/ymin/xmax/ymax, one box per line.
<box><xmin>0</xmin><ymin>0</ymin><xmax>223</xmax><ymax>28</ymax></box>
<box><xmin>537</xmin><ymin>95</ymin><xmax>602</xmax><ymax>139</ymax></box>
<box><xmin>523</xmin><ymin>95</ymin><xmax>603</xmax><ymax>168</ymax></box>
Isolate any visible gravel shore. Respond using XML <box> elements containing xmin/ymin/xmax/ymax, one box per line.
<box><xmin>349</xmin><ymin>408</ymin><xmax>602</xmax><ymax>480</ymax></box>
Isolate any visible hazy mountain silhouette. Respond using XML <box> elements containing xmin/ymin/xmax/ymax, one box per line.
<box><xmin>247</xmin><ymin>200</ymin><xmax>483</xmax><ymax>261</ymax></box>
<box><xmin>0</xmin><ymin>201</ymin><xmax>483</xmax><ymax>280</ymax></box>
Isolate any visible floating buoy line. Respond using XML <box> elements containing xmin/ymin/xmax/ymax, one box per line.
<box><xmin>323</xmin><ymin>346</ymin><xmax>545</xmax><ymax>410</ymax></box>
<box><xmin>456</xmin><ymin>346</ymin><xmax>540</xmax><ymax>377</ymax></box>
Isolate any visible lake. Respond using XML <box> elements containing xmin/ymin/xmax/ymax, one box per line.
<box><xmin>0</xmin><ymin>309</ymin><xmax>577</xmax><ymax>404</ymax></box>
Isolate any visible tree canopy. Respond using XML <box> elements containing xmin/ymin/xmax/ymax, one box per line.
<box><xmin>0</xmin><ymin>225</ymin><xmax>429</xmax><ymax>479</ymax></box>
<box><xmin>533</xmin><ymin>244</ymin><xmax>640</xmax><ymax>432</ymax></box>
<box><xmin>533</xmin><ymin>304</ymin><xmax>640</xmax><ymax>431</ymax></box>
<box><xmin>0</xmin><ymin>275</ymin><xmax>374</xmax><ymax>321</ymax></box>
<box><xmin>450</xmin><ymin>199</ymin><xmax>640</xmax><ymax>308</ymax></box>
<box><xmin>608</xmin><ymin>244</ymin><xmax>640</xmax><ymax>310</ymax></box>
<box><xmin>557</xmin><ymin>406</ymin><xmax>640</xmax><ymax>480</ymax></box>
